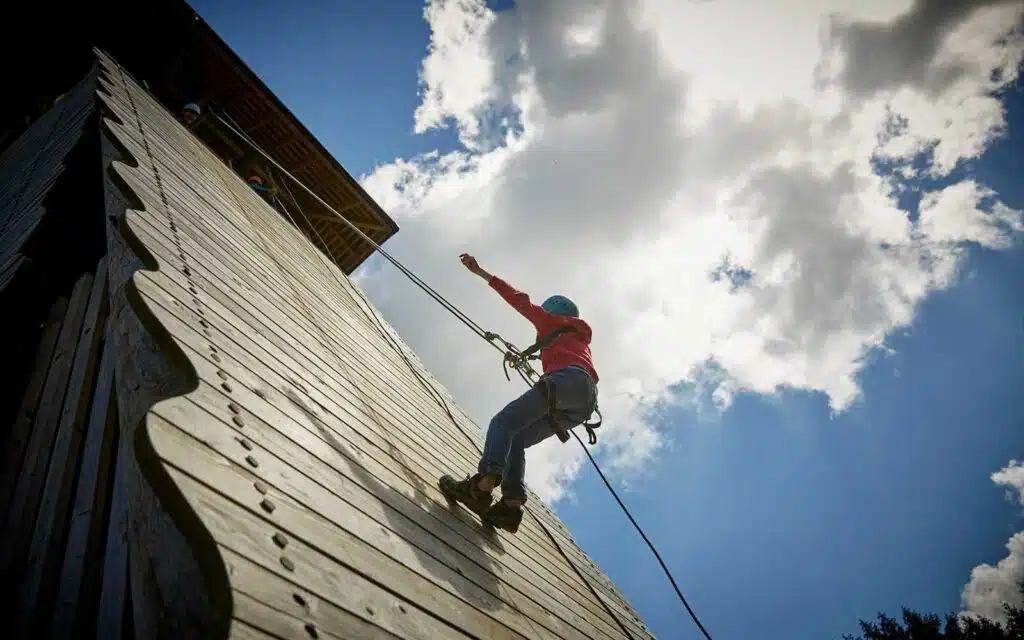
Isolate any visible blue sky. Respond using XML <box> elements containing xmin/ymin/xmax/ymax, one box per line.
<box><xmin>191</xmin><ymin>2</ymin><xmax>1023</xmax><ymax>638</ymax></box>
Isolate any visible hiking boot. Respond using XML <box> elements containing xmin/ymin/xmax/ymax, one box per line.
<box><xmin>438</xmin><ymin>474</ymin><xmax>493</xmax><ymax>517</ymax></box>
<box><xmin>483</xmin><ymin>499</ymin><xmax>524</xmax><ymax>534</ymax></box>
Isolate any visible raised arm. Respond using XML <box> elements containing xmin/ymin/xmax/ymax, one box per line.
<box><xmin>459</xmin><ymin>254</ymin><xmax>548</xmax><ymax>327</ymax></box>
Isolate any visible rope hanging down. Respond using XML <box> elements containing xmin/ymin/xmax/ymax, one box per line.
<box><xmin>212</xmin><ymin>110</ymin><xmax>714</xmax><ymax>640</ymax></box>
<box><xmin>220</xmin><ymin>115</ymin><xmax>643</xmax><ymax>639</ymax></box>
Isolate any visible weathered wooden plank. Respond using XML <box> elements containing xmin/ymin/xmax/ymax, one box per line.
<box><xmin>98</xmin><ymin>52</ymin><xmax>647</xmax><ymax>639</ymax></box>
<box><xmin>0</xmin><ymin>296</ymin><xmax>68</xmax><ymax>517</ymax></box>
<box><xmin>229</xmin><ymin>616</ymin><xmax>293</xmax><ymax>640</ymax></box>
<box><xmin>1</xmin><ymin>272</ymin><xmax>93</xmax><ymax>579</ymax></box>
<box><xmin>116</xmin><ymin>180</ymin><xmax>484</xmax><ymax>483</ymax></box>
<box><xmin>49</xmin><ymin>328</ymin><xmax>118</xmax><ymax>639</ymax></box>
<box><xmin>123</xmin><ymin>211</ymin><xmax>491</xmax><ymax>482</ymax></box>
<box><xmin>165</xmin><ymin>469</ymin><xmax>478</xmax><ymax>640</ymax></box>
<box><xmin>0</xmin><ymin>254</ymin><xmax>30</xmax><ymax>293</ymax></box>
<box><xmin>133</xmin><ymin>278</ymin><xmax>634</xmax><ymax>638</ymax></box>
<box><xmin>116</xmin><ymin>163</ymin><xmax>634</xmax><ymax>630</ymax></box>
<box><xmin>119</xmin><ymin>218</ymin><xmax>634</xmax><ymax>634</ymax></box>
<box><xmin>151</xmin><ymin>398</ymin><xmax>612</xmax><ymax>640</ymax></box>
<box><xmin>117</xmin><ymin>198</ymin><xmax>618</xmax><ymax>598</ymax></box>
<box><xmin>0</xmin><ymin>211</ymin><xmax>47</xmax><ymax>268</ymax></box>
<box><xmin>232</xmin><ymin>590</ymin><xmax>352</xmax><ymax>640</ymax></box>
<box><xmin>101</xmin><ymin>122</ymin><xmax>221</xmax><ymax>639</ymax></box>
<box><xmin>0</xmin><ymin>71</ymin><xmax>92</xmax><ymax>181</ymax></box>
<box><xmin>145</xmin><ymin>214</ymin><xmax>614</xmax><ymax>601</ymax></box>
<box><xmin>124</xmin><ymin>237</ymin><xmax>622</xmax><ymax>610</ymax></box>
<box><xmin>149</xmin><ymin>412</ymin><xmax>530</xmax><ymax>639</ymax></box>
<box><xmin>17</xmin><ymin>258</ymin><xmax>110</xmax><ymax>637</ymax></box>
<box><xmin>147</xmin><ymin>217</ymin><xmax>610</xmax><ymax>598</ymax></box>
<box><xmin>94</xmin><ymin>425</ymin><xmax>128</xmax><ymax>640</ymax></box>
<box><xmin>226</xmin><ymin>548</ymin><xmax>402</xmax><ymax>640</ymax></box>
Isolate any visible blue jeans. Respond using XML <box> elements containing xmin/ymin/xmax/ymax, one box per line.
<box><xmin>478</xmin><ymin>366</ymin><xmax>597</xmax><ymax>500</ymax></box>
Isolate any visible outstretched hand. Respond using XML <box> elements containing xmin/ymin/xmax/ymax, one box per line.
<box><xmin>460</xmin><ymin>253</ymin><xmax>491</xmax><ymax>280</ymax></box>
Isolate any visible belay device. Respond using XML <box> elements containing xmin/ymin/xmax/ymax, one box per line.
<box><xmin>486</xmin><ymin>325</ymin><xmax>603</xmax><ymax>445</ymax></box>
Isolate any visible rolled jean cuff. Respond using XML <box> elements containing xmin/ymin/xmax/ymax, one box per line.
<box><xmin>478</xmin><ymin>461</ymin><xmax>505</xmax><ymax>480</ymax></box>
<box><xmin>500</xmin><ymin>488</ymin><xmax>528</xmax><ymax>502</ymax></box>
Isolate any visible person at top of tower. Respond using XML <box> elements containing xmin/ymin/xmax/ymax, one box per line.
<box><xmin>439</xmin><ymin>253</ymin><xmax>599</xmax><ymax>534</ymax></box>
<box><xmin>181</xmin><ymin>102</ymin><xmax>201</xmax><ymax>128</ymax></box>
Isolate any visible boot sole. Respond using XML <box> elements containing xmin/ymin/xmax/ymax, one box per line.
<box><xmin>437</xmin><ymin>476</ymin><xmax>492</xmax><ymax>518</ymax></box>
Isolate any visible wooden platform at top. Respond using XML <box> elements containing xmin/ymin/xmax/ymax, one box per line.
<box><xmin>94</xmin><ymin>48</ymin><xmax>654</xmax><ymax>640</ymax></box>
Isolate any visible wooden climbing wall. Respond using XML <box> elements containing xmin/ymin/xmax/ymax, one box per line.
<box><xmin>0</xmin><ymin>67</ymin><xmax>94</xmax><ymax>295</ymax></box>
<box><xmin>95</xmin><ymin>48</ymin><xmax>653</xmax><ymax>640</ymax></box>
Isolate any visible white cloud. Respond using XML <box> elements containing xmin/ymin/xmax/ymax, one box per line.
<box><xmin>355</xmin><ymin>0</ymin><xmax>1024</xmax><ymax>503</ymax></box>
<box><xmin>994</xmin><ymin>460</ymin><xmax>1024</xmax><ymax>509</ymax></box>
<box><xmin>413</xmin><ymin>0</ymin><xmax>497</xmax><ymax>147</ymax></box>
<box><xmin>920</xmin><ymin>180</ymin><xmax>1024</xmax><ymax>248</ymax></box>
<box><xmin>961</xmin><ymin>461</ymin><xmax>1024</xmax><ymax>624</ymax></box>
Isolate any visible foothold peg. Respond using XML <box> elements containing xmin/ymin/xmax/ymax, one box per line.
<box><xmin>232</xmin><ymin>415</ymin><xmax>245</xmax><ymax>428</ymax></box>
<box><xmin>254</xmin><ymin>389</ymin><xmax>267</xmax><ymax>399</ymax></box>
<box><xmin>254</xmin><ymin>480</ymin><xmax>268</xmax><ymax>495</ymax></box>
<box><xmin>259</xmin><ymin>498</ymin><xmax>276</xmax><ymax>514</ymax></box>
<box><xmin>304</xmin><ymin>623</ymin><xmax>318</xmax><ymax>639</ymax></box>
<box><xmin>199</xmin><ymin>319</ymin><xmax>209</xmax><ymax>328</ymax></box>
<box><xmin>245</xmin><ymin>455</ymin><xmax>258</xmax><ymax>468</ymax></box>
<box><xmin>280</xmin><ymin>556</ymin><xmax>295</xmax><ymax>571</ymax></box>
<box><xmin>221</xmin><ymin>382</ymin><xmax>233</xmax><ymax>393</ymax></box>
<box><xmin>293</xmin><ymin>593</ymin><xmax>306</xmax><ymax>607</ymax></box>
<box><xmin>183</xmin><ymin>267</ymin><xmax>191</xmax><ymax>276</ymax></box>
<box><xmin>210</xmin><ymin>353</ymin><xmax>221</xmax><ymax>363</ymax></box>
<box><xmin>273</xmin><ymin>532</ymin><xmax>288</xmax><ymax>549</ymax></box>
<box><xmin>228</xmin><ymin>402</ymin><xmax>241</xmax><ymax>414</ymax></box>
<box><xmin>216</xmin><ymin>370</ymin><xmax>228</xmax><ymax>380</ymax></box>
<box><xmin>398</xmin><ymin>604</ymin><xmax>407</xmax><ymax>614</ymax></box>
<box><xmin>238</xmin><ymin>438</ymin><xmax>252</xmax><ymax>451</ymax></box>
<box><xmin>365</xmin><ymin>606</ymin><xmax>374</xmax><ymax>616</ymax></box>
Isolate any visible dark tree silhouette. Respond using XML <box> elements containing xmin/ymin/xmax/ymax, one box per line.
<box><xmin>842</xmin><ymin>582</ymin><xmax>1024</xmax><ymax>639</ymax></box>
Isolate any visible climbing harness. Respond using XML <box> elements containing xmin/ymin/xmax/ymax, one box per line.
<box><xmin>486</xmin><ymin>326</ymin><xmax>602</xmax><ymax>444</ymax></box>
<box><xmin>213</xmin><ymin>111</ymin><xmax>715</xmax><ymax>640</ymax></box>
<box><xmin>535</xmin><ymin>373</ymin><xmax>600</xmax><ymax>445</ymax></box>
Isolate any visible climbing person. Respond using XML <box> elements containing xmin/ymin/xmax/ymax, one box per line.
<box><xmin>438</xmin><ymin>253</ymin><xmax>599</xmax><ymax>534</ymax></box>
<box><xmin>245</xmin><ymin>172</ymin><xmax>278</xmax><ymax>197</ymax></box>
<box><xmin>181</xmin><ymin>102</ymin><xmax>201</xmax><ymax>128</ymax></box>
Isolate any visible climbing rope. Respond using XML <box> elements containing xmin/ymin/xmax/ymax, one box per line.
<box><xmin>266</xmin><ymin>163</ymin><xmax>645</xmax><ymax>640</ymax></box>
<box><xmin>212</xmin><ymin>110</ymin><xmax>714</xmax><ymax>640</ymax></box>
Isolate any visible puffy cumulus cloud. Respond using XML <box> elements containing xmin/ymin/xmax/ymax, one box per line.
<box><xmin>413</xmin><ymin>0</ymin><xmax>497</xmax><ymax>147</ymax></box>
<box><xmin>993</xmin><ymin>461</ymin><xmax>1024</xmax><ymax>507</ymax></box>
<box><xmin>920</xmin><ymin>180</ymin><xmax>1024</xmax><ymax>248</ymax></box>
<box><xmin>961</xmin><ymin>461</ymin><xmax>1024</xmax><ymax>624</ymax></box>
<box><xmin>355</xmin><ymin>0</ymin><xmax>1024</xmax><ymax>502</ymax></box>
<box><xmin>963</xmin><ymin>534</ymin><xmax>1024</xmax><ymax>625</ymax></box>
<box><xmin>822</xmin><ymin>0</ymin><xmax>1022</xmax><ymax>99</ymax></box>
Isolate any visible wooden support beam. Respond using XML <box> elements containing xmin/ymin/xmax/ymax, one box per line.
<box><xmin>16</xmin><ymin>257</ymin><xmax>110</xmax><ymax>637</ymax></box>
<box><xmin>0</xmin><ymin>296</ymin><xmax>68</xmax><ymax>520</ymax></box>
<box><xmin>94</xmin><ymin>410</ymin><xmax>128</xmax><ymax>640</ymax></box>
<box><xmin>50</xmin><ymin>327</ymin><xmax>119</xmax><ymax>639</ymax></box>
<box><xmin>100</xmin><ymin>122</ymin><xmax>216</xmax><ymax>639</ymax></box>
<box><xmin>289</xmin><ymin>153</ymin><xmax>323</xmax><ymax>178</ymax></box>
<box><xmin>246</xmin><ymin>117</ymin><xmax>276</xmax><ymax>137</ymax></box>
<box><xmin>0</xmin><ymin>272</ymin><xmax>93</xmax><ymax>585</ymax></box>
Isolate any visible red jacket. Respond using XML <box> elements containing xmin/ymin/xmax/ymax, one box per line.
<box><xmin>489</xmin><ymin>276</ymin><xmax>599</xmax><ymax>382</ymax></box>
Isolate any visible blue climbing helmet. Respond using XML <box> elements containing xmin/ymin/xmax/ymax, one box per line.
<box><xmin>541</xmin><ymin>295</ymin><xmax>579</xmax><ymax>318</ymax></box>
